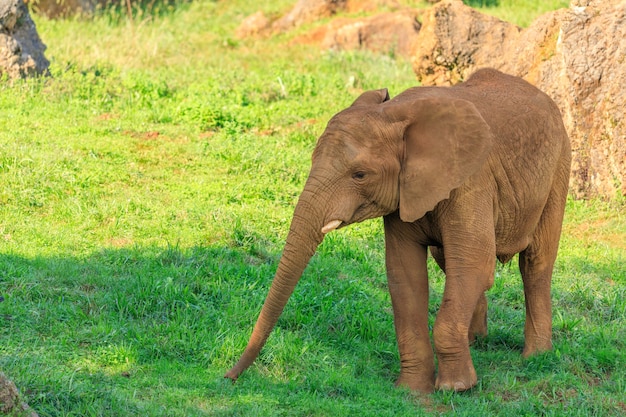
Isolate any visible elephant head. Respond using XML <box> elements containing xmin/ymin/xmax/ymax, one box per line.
<box><xmin>224</xmin><ymin>87</ymin><xmax>494</xmax><ymax>381</ymax></box>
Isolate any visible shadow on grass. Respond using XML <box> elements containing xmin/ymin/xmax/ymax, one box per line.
<box><xmin>0</xmin><ymin>245</ymin><xmax>397</xmax><ymax>414</ymax></box>
<box><xmin>1</xmin><ymin>247</ymin><xmax>624</xmax><ymax>415</ymax></box>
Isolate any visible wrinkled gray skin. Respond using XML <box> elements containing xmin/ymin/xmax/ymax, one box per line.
<box><xmin>225</xmin><ymin>68</ymin><xmax>571</xmax><ymax>392</ymax></box>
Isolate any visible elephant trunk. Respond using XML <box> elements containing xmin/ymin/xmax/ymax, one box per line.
<box><xmin>224</xmin><ymin>186</ymin><xmax>327</xmax><ymax>381</ymax></box>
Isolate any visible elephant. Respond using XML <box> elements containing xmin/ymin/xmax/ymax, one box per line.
<box><xmin>225</xmin><ymin>68</ymin><xmax>571</xmax><ymax>392</ymax></box>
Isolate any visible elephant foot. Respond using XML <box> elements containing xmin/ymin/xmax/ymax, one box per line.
<box><xmin>435</xmin><ymin>378</ymin><xmax>476</xmax><ymax>392</ymax></box>
<box><xmin>395</xmin><ymin>370</ymin><xmax>435</xmax><ymax>393</ymax></box>
<box><xmin>435</xmin><ymin>359</ymin><xmax>477</xmax><ymax>392</ymax></box>
<box><xmin>522</xmin><ymin>338</ymin><xmax>552</xmax><ymax>358</ymax></box>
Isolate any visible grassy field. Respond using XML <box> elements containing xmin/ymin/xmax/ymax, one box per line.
<box><xmin>1</xmin><ymin>0</ymin><xmax>624</xmax><ymax>415</ymax></box>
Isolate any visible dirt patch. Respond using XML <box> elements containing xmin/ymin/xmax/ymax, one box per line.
<box><xmin>565</xmin><ymin>218</ymin><xmax>626</xmax><ymax>251</ymax></box>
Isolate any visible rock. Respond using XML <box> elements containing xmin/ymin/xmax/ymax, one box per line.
<box><xmin>282</xmin><ymin>1</ymin><xmax>420</xmax><ymax>58</ymax></box>
<box><xmin>235</xmin><ymin>11</ymin><xmax>271</xmax><ymax>39</ymax></box>
<box><xmin>410</xmin><ymin>0</ymin><xmax>626</xmax><ymax>198</ymax></box>
<box><xmin>236</xmin><ymin>0</ymin><xmax>402</xmax><ymax>37</ymax></box>
<box><xmin>272</xmin><ymin>0</ymin><xmax>349</xmax><ymax>32</ymax></box>
<box><xmin>320</xmin><ymin>10</ymin><xmax>421</xmax><ymax>57</ymax></box>
<box><xmin>557</xmin><ymin>2</ymin><xmax>626</xmax><ymax>198</ymax></box>
<box><xmin>27</xmin><ymin>0</ymin><xmax>106</xmax><ymax>19</ymax></box>
<box><xmin>0</xmin><ymin>371</ymin><xmax>38</xmax><ymax>417</ymax></box>
<box><xmin>237</xmin><ymin>0</ymin><xmax>625</xmax><ymax>198</ymax></box>
<box><xmin>411</xmin><ymin>0</ymin><xmax>521</xmax><ymax>86</ymax></box>
<box><xmin>0</xmin><ymin>0</ymin><xmax>50</xmax><ymax>79</ymax></box>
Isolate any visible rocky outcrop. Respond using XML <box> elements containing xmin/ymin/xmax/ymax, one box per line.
<box><xmin>1</xmin><ymin>0</ymin><xmax>49</xmax><ymax>79</ymax></box>
<box><xmin>0</xmin><ymin>371</ymin><xmax>38</xmax><ymax>417</ymax></box>
<box><xmin>238</xmin><ymin>1</ymin><xmax>420</xmax><ymax>58</ymax></box>
<box><xmin>235</xmin><ymin>11</ymin><xmax>271</xmax><ymax>39</ymax></box>
<box><xmin>411</xmin><ymin>0</ymin><xmax>626</xmax><ymax>198</ymax></box>
<box><xmin>291</xmin><ymin>9</ymin><xmax>421</xmax><ymax>57</ymax></box>
<box><xmin>272</xmin><ymin>0</ymin><xmax>348</xmax><ymax>32</ymax></box>
<box><xmin>411</xmin><ymin>0</ymin><xmax>521</xmax><ymax>85</ymax></box>
<box><xmin>27</xmin><ymin>0</ymin><xmax>108</xmax><ymax>19</ymax></box>
<box><xmin>236</xmin><ymin>0</ymin><xmax>401</xmax><ymax>38</ymax></box>
<box><xmin>320</xmin><ymin>11</ymin><xmax>420</xmax><ymax>57</ymax></box>
<box><xmin>238</xmin><ymin>0</ymin><xmax>626</xmax><ymax>198</ymax></box>
<box><xmin>538</xmin><ymin>1</ymin><xmax>626</xmax><ymax>198</ymax></box>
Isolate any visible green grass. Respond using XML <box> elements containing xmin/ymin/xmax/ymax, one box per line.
<box><xmin>1</xmin><ymin>1</ymin><xmax>624</xmax><ymax>415</ymax></box>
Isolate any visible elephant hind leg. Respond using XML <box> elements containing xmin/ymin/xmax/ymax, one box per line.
<box><xmin>468</xmin><ymin>292</ymin><xmax>488</xmax><ymax>344</ymax></box>
<box><xmin>519</xmin><ymin>184</ymin><xmax>567</xmax><ymax>357</ymax></box>
<box><xmin>430</xmin><ymin>246</ymin><xmax>446</xmax><ymax>272</ymax></box>
<box><xmin>519</xmin><ymin>248</ymin><xmax>555</xmax><ymax>356</ymax></box>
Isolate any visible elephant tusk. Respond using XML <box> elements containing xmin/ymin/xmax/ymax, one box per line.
<box><xmin>321</xmin><ymin>220</ymin><xmax>342</xmax><ymax>234</ymax></box>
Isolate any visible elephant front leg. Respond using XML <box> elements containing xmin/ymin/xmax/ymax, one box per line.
<box><xmin>384</xmin><ymin>216</ymin><xmax>435</xmax><ymax>393</ymax></box>
<box><xmin>433</xmin><ymin>241</ymin><xmax>496</xmax><ymax>391</ymax></box>
<box><xmin>431</xmin><ymin>246</ymin><xmax>488</xmax><ymax>344</ymax></box>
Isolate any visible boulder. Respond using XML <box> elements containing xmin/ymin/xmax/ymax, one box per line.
<box><xmin>411</xmin><ymin>0</ymin><xmax>520</xmax><ymax>85</ymax></box>
<box><xmin>237</xmin><ymin>0</ymin><xmax>626</xmax><ymax>198</ymax></box>
<box><xmin>235</xmin><ymin>11</ymin><xmax>271</xmax><ymax>39</ymax></box>
<box><xmin>411</xmin><ymin>0</ymin><xmax>626</xmax><ymax>198</ymax></box>
<box><xmin>272</xmin><ymin>0</ymin><xmax>348</xmax><ymax>32</ymax></box>
<box><xmin>0</xmin><ymin>371</ymin><xmax>38</xmax><ymax>417</ymax></box>
<box><xmin>0</xmin><ymin>0</ymin><xmax>49</xmax><ymax>79</ymax></box>
<box><xmin>27</xmin><ymin>0</ymin><xmax>108</xmax><ymax>19</ymax></box>
<box><xmin>236</xmin><ymin>0</ymin><xmax>401</xmax><ymax>38</ymax></box>
<box><xmin>320</xmin><ymin>10</ymin><xmax>421</xmax><ymax>57</ymax></box>
<box><xmin>542</xmin><ymin>1</ymin><xmax>626</xmax><ymax>198</ymax></box>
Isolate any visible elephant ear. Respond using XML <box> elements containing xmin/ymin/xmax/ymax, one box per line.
<box><xmin>390</xmin><ymin>97</ymin><xmax>494</xmax><ymax>223</ymax></box>
<box><xmin>351</xmin><ymin>88</ymin><xmax>390</xmax><ymax>107</ymax></box>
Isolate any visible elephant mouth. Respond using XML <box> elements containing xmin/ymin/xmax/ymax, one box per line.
<box><xmin>321</xmin><ymin>202</ymin><xmax>381</xmax><ymax>234</ymax></box>
<box><xmin>321</xmin><ymin>219</ymin><xmax>342</xmax><ymax>234</ymax></box>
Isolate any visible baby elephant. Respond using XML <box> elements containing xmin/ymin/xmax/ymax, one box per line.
<box><xmin>225</xmin><ymin>68</ymin><xmax>571</xmax><ymax>392</ymax></box>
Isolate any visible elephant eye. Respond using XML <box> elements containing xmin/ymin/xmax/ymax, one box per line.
<box><xmin>352</xmin><ymin>171</ymin><xmax>366</xmax><ymax>180</ymax></box>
